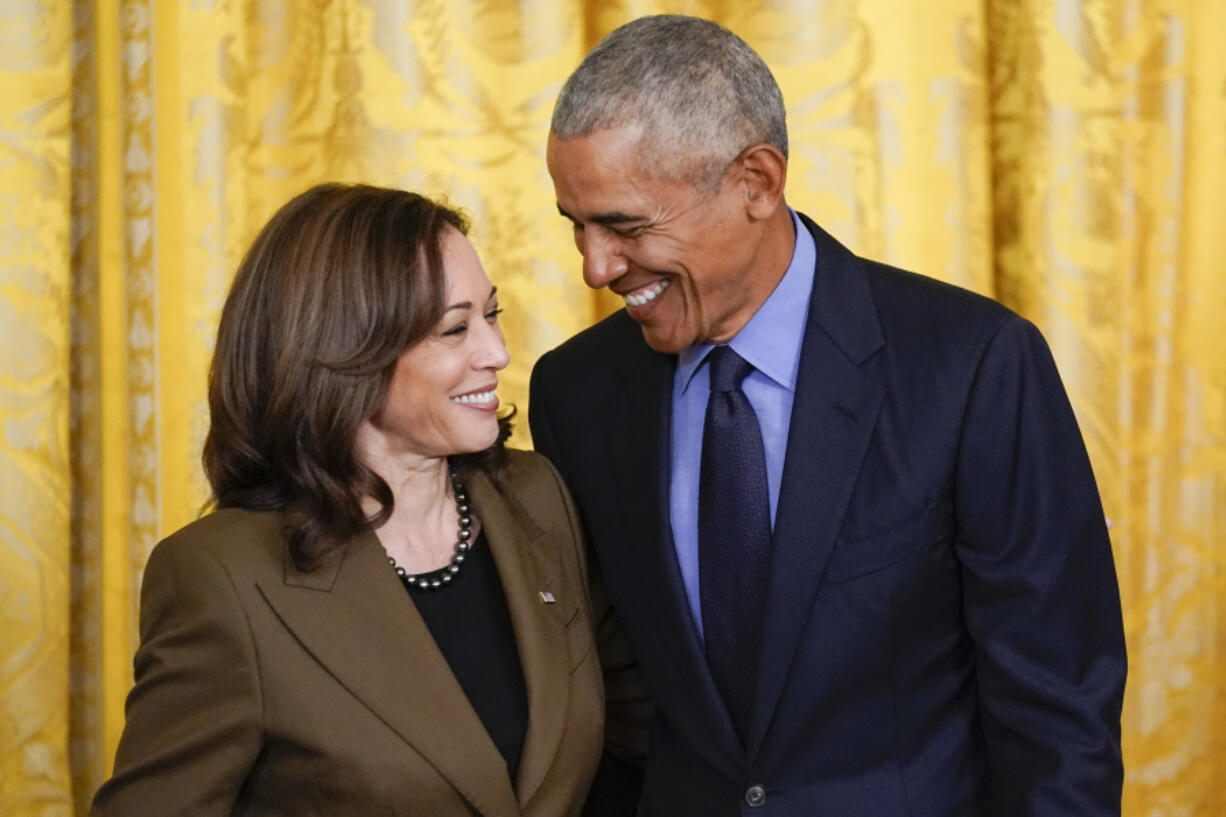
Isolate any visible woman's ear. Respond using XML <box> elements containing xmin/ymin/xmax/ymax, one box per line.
<box><xmin>737</xmin><ymin>143</ymin><xmax>788</xmax><ymax>220</ymax></box>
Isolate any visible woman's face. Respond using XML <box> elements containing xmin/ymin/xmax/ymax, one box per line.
<box><xmin>362</xmin><ymin>228</ymin><xmax>509</xmax><ymax>463</ymax></box>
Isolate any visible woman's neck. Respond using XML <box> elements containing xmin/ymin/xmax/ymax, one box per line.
<box><xmin>356</xmin><ymin>431</ymin><xmax>459</xmax><ymax>571</ymax></box>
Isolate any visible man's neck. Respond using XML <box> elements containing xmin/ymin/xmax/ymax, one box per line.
<box><xmin>707</xmin><ymin>203</ymin><xmax>797</xmax><ymax>345</ymax></box>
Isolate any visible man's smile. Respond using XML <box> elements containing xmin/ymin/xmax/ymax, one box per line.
<box><xmin>621</xmin><ymin>279</ymin><xmax>671</xmax><ymax>307</ymax></box>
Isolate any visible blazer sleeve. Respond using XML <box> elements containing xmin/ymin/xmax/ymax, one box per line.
<box><xmin>955</xmin><ymin>317</ymin><xmax>1126</xmax><ymax>815</ymax></box>
<box><xmin>91</xmin><ymin>536</ymin><xmax>263</xmax><ymax>816</ymax></box>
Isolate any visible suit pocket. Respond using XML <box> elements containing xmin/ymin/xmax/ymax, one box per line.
<box><xmin>826</xmin><ymin>503</ymin><xmax>952</xmax><ymax>584</ymax></box>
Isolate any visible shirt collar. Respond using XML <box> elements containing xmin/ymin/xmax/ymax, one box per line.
<box><xmin>676</xmin><ymin>208</ymin><xmax>817</xmax><ymax>395</ymax></box>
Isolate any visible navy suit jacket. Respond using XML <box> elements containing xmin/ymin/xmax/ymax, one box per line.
<box><xmin>529</xmin><ymin>215</ymin><xmax>1126</xmax><ymax>817</ymax></box>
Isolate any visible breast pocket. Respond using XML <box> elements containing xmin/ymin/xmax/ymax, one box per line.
<box><xmin>564</xmin><ymin>596</ymin><xmax>599</xmax><ymax>673</ymax></box>
<box><xmin>826</xmin><ymin>502</ymin><xmax>953</xmax><ymax>584</ymax></box>
<box><xmin>539</xmin><ymin>577</ymin><xmax>597</xmax><ymax>673</ymax></box>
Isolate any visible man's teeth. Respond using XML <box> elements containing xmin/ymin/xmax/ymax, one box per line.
<box><xmin>624</xmin><ymin>279</ymin><xmax>670</xmax><ymax>307</ymax></box>
<box><xmin>451</xmin><ymin>389</ymin><xmax>496</xmax><ymax>405</ymax></box>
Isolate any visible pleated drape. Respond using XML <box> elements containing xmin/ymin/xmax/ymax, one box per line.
<box><xmin>1</xmin><ymin>2</ymin><xmax>1223</xmax><ymax>814</ymax></box>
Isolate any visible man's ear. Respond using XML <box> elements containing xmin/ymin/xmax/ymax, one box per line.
<box><xmin>737</xmin><ymin>143</ymin><xmax>787</xmax><ymax>220</ymax></box>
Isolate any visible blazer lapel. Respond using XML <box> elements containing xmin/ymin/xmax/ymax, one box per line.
<box><xmin>613</xmin><ymin>338</ymin><xmax>744</xmax><ymax>778</ymax></box>
<box><xmin>466</xmin><ymin>471</ymin><xmax>570</xmax><ymax>810</ymax></box>
<box><xmin>747</xmin><ymin>218</ymin><xmax>887</xmax><ymax>758</ymax></box>
<box><xmin>256</xmin><ymin>532</ymin><xmax>520</xmax><ymax>817</ymax></box>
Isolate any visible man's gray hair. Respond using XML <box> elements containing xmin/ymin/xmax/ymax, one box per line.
<box><xmin>551</xmin><ymin>15</ymin><xmax>787</xmax><ymax>190</ymax></box>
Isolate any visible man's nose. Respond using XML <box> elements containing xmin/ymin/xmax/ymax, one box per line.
<box><xmin>580</xmin><ymin>230</ymin><xmax>627</xmax><ymax>290</ymax></box>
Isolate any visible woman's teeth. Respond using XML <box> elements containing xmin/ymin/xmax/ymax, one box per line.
<box><xmin>451</xmin><ymin>389</ymin><xmax>496</xmax><ymax>405</ymax></box>
<box><xmin>624</xmin><ymin>279</ymin><xmax>670</xmax><ymax>307</ymax></box>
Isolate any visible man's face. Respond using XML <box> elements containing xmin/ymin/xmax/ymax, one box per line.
<box><xmin>547</xmin><ymin>125</ymin><xmax>763</xmax><ymax>354</ymax></box>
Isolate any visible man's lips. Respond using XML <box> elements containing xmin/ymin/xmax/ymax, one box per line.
<box><xmin>619</xmin><ymin>279</ymin><xmax>670</xmax><ymax>307</ymax></box>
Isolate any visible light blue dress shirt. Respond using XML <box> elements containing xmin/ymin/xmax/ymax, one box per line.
<box><xmin>669</xmin><ymin>209</ymin><xmax>817</xmax><ymax>637</ymax></box>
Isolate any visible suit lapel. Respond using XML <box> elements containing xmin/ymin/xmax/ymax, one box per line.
<box><xmin>256</xmin><ymin>531</ymin><xmax>520</xmax><ymax>817</ymax></box>
<box><xmin>613</xmin><ymin>338</ymin><xmax>744</xmax><ymax>778</ymax></box>
<box><xmin>466</xmin><ymin>471</ymin><xmax>570</xmax><ymax>810</ymax></box>
<box><xmin>747</xmin><ymin>218</ymin><xmax>887</xmax><ymax>757</ymax></box>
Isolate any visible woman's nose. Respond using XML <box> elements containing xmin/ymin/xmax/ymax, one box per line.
<box><xmin>475</xmin><ymin>321</ymin><xmax>510</xmax><ymax>371</ymax></box>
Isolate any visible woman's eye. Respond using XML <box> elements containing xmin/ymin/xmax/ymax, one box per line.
<box><xmin>485</xmin><ymin>307</ymin><xmax>504</xmax><ymax>322</ymax></box>
<box><xmin>441</xmin><ymin>322</ymin><xmax>467</xmax><ymax>337</ymax></box>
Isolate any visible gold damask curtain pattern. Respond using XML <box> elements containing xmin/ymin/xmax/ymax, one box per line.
<box><xmin>0</xmin><ymin>1</ymin><xmax>1222</xmax><ymax>815</ymax></box>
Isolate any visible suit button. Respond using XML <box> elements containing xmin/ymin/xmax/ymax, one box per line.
<box><xmin>745</xmin><ymin>785</ymin><xmax>766</xmax><ymax>807</ymax></box>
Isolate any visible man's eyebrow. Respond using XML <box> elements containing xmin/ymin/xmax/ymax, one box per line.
<box><xmin>556</xmin><ymin>203</ymin><xmax>647</xmax><ymax>226</ymax></box>
<box><xmin>443</xmin><ymin>287</ymin><xmax>497</xmax><ymax>314</ymax></box>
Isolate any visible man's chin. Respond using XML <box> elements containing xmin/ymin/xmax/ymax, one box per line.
<box><xmin>637</xmin><ymin>322</ymin><xmax>690</xmax><ymax>355</ymax></box>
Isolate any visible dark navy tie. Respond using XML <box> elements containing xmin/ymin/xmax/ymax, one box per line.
<box><xmin>698</xmin><ymin>345</ymin><xmax>771</xmax><ymax>740</ymax></box>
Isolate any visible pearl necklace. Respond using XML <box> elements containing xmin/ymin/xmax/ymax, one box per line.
<box><xmin>387</xmin><ymin>471</ymin><xmax>472</xmax><ymax>591</ymax></box>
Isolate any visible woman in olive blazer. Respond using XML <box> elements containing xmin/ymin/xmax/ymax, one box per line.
<box><xmin>93</xmin><ymin>452</ymin><xmax>602</xmax><ymax>817</ymax></box>
<box><xmin>91</xmin><ymin>184</ymin><xmax>615</xmax><ymax>816</ymax></box>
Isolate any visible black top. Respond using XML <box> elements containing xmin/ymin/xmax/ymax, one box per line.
<box><xmin>407</xmin><ymin>531</ymin><xmax>528</xmax><ymax>784</ymax></box>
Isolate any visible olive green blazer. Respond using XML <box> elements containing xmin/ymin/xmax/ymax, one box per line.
<box><xmin>92</xmin><ymin>450</ymin><xmax>605</xmax><ymax>817</ymax></box>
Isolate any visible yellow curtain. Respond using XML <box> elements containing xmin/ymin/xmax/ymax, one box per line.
<box><xmin>0</xmin><ymin>1</ymin><xmax>1221</xmax><ymax>814</ymax></box>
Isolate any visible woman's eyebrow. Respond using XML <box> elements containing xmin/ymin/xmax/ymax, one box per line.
<box><xmin>444</xmin><ymin>287</ymin><xmax>498</xmax><ymax>313</ymax></box>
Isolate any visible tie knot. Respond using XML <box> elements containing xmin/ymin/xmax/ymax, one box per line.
<box><xmin>707</xmin><ymin>346</ymin><xmax>754</xmax><ymax>392</ymax></box>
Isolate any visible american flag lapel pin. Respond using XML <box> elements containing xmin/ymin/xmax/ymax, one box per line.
<box><xmin>539</xmin><ymin>590</ymin><xmax>556</xmax><ymax>604</ymax></box>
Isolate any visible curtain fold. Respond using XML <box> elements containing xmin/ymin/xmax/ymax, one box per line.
<box><xmin>1</xmin><ymin>0</ymin><xmax>74</xmax><ymax>813</ymax></box>
<box><xmin>986</xmin><ymin>4</ymin><xmax>1226</xmax><ymax>811</ymax></box>
<box><xmin>0</xmin><ymin>1</ymin><xmax>1222</xmax><ymax>814</ymax></box>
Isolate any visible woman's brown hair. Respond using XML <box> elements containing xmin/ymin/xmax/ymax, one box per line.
<box><xmin>203</xmin><ymin>183</ymin><xmax>511</xmax><ymax>570</ymax></box>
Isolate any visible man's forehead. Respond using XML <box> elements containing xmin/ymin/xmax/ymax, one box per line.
<box><xmin>548</xmin><ymin>127</ymin><xmax>645</xmax><ymax>175</ymax></box>
<box><xmin>549</xmin><ymin>131</ymin><xmax>688</xmax><ymax>216</ymax></box>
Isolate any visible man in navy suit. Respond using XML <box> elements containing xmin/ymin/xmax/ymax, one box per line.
<box><xmin>529</xmin><ymin>15</ymin><xmax>1126</xmax><ymax>817</ymax></box>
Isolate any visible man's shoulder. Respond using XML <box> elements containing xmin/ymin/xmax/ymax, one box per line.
<box><xmin>865</xmin><ymin>260</ymin><xmax>1039</xmax><ymax>376</ymax></box>
<box><xmin>798</xmin><ymin>213</ymin><xmax>1021</xmax><ymax>348</ymax></box>
<box><xmin>548</xmin><ymin>308</ymin><xmax>640</xmax><ymax>357</ymax></box>
<box><xmin>533</xmin><ymin>308</ymin><xmax>643</xmax><ymax>380</ymax></box>
<box><xmin>863</xmin><ymin>259</ymin><xmax>1010</xmax><ymax>323</ymax></box>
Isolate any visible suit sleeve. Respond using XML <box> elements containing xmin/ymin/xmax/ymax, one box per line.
<box><xmin>955</xmin><ymin>317</ymin><xmax>1126</xmax><ymax>816</ymax></box>
<box><xmin>528</xmin><ymin>350</ymin><xmax>564</xmax><ymax>474</ymax></box>
<box><xmin>91</xmin><ymin>538</ymin><xmax>263</xmax><ymax>816</ymax></box>
<box><xmin>531</xmin><ymin>353</ymin><xmax>652</xmax><ymax>815</ymax></box>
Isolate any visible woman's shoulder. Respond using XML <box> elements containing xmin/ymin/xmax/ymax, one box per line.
<box><xmin>502</xmin><ymin>447</ymin><xmax>562</xmax><ymax>486</ymax></box>
<box><xmin>494</xmin><ymin>449</ymin><xmax>581</xmax><ymax>542</ymax></box>
<box><xmin>149</xmin><ymin>507</ymin><xmax>287</xmax><ymax>578</ymax></box>
<box><xmin>499</xmin><ymin>449</ymin><xmax>575</xmax><ymax>510</ymax></box>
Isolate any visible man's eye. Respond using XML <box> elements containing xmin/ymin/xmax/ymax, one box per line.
<box><xmin>614</xmin><ymin>226</ymin><xmax>646</xmax><ymax>239</ymax></box>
